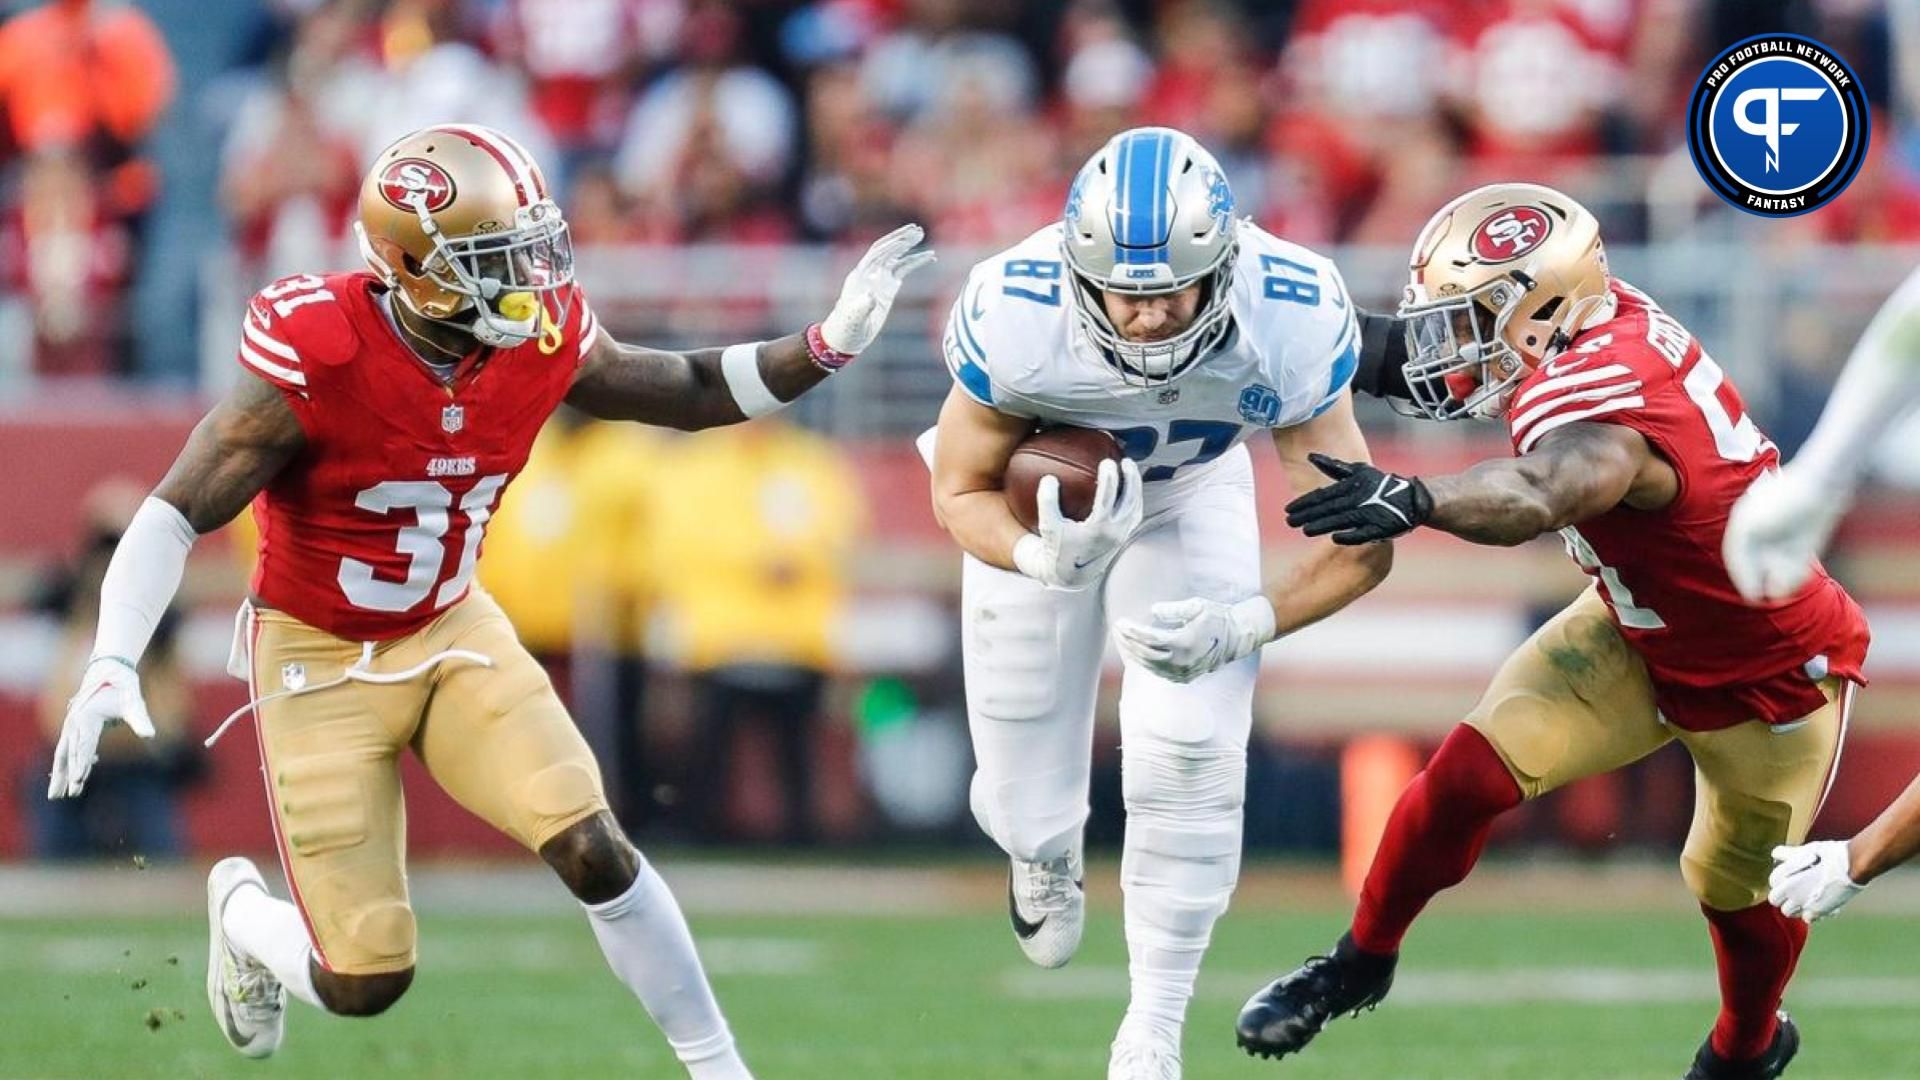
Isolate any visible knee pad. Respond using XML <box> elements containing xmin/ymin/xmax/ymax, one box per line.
<box><xmin>524</xmin><ymin>761</ymin><xmax>605</xmax><ymax>828</ymax></box>
<box><xmin>1120</xmin><ymin>740</ymin><xmax>1246</xmax><ymax>947</ymax></box>
<box><xmin>1682</xmin><ymin>788</ymin><xmax>1795</xmax><ymax>911</ymax></box>
<box><xmin>967</xmin><ymin>593</ymin><xmax>1060</xmax><ymax>724</ymax></box>
<box><xmin>339</xmin><ymin>899</ymin><xmax>417</xmax><ymax>974</ymax></box>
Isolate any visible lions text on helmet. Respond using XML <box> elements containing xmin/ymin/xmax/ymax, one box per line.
<box><xmin>1397</xmin><ymin>183</ymin><xmax>1615</xmax><ymax>421</ymax></box>
<box><xmin>356</xmin><ymin>124</ymin><xmax>574</xmax><ymax>348</ymax></box>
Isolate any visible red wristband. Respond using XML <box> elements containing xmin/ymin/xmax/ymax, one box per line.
<box><xmin>805</xmin><ymin>323</ymin><xmax>856</xmax><ymax>372</ymax></box>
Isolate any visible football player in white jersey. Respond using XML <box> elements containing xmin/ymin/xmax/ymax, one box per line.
<box><xmin>927</xmin><ymin>127</ymin><xmax>1394</xmax><ymax>1080</ymax></box>
<box><xmin>1737</xmin><ymin>264</ymin><xmax>1920</xmax><ymax>922</ymax></box>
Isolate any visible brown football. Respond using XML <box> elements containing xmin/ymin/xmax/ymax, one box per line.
<box><xmin>1003</xmin><ymin>426</ymin><xmax>1124</xmax><ymax>532</ymax></box>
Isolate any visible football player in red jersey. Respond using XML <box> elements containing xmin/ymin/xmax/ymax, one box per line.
<box><xmin>45</xmin><ymin>124</ymin><xmax>933</xmax><ymax>1075</ymax></box>
<box><xmin>1120</xmin><ymin>184</ymin><xmax>1866</xmax><ymax>1080</ymax></box>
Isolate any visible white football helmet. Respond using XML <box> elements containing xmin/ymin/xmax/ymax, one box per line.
<box><xmin>1061</xmin><ymin>127</ymin><xmax>1239</xmax><ymax>384</ymax></box>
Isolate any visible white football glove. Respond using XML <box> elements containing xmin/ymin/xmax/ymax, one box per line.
<box><xmin>49</xmin><ymin>656</ymin><xmax>155</xmax><ymax>799</ymax></box>
<box><xmin>1012</xmin><ymin>458</ymin><xmax>1143</xmax><ymax>591</ymax></box>
<box><xmin>818</xmin><ymin>223</ymin><xmax>937</xmax><ymax>357</ymax></box>
<box><xmin>1114</xmin><ymin>595</ymin><xmax>1278</xmax><ymax>683</ymax></box>
<box><xmin>1769</xmin><ymin>840</ymin><xmax>1866</xmax><ymax>922</ymax></box>
<box><xmin>1723</xmin><ymin>466</ymin><xmax>1846</xmax><ymax>602</ymax></box>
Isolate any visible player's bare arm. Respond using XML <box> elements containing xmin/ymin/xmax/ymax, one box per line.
<box><xmin>929</xmin><ymin>384</ymin><xmax>1038</xmax><ymax>571</ymax></box>
<box><xmin>1422</xmin><ymin>422</ymin><xmax>1674</xmax><ymax>544</ymax></box>
<box><xmin>568</xmin><ymin>330</ymin><xmax>821</xmax><ymax>430</ymax></box>
<box><xmin>1285</xmin><ymin>421</ymin><xmax>1674</xmax><ymax>547</ymax></box>
<box><xmin>1265</xmin><ymin>391</ymin><xmax>1393</xmax><ymax>632</ymax></box>
<box><xmin>154</xmin><ymin>370</ymin><xmax>308</xmax><ymax>532</ymax></box>
<box><xmin>569</xmin><ymin>223</ymin><xmax>933</xmax><ymax>429</ymax></box>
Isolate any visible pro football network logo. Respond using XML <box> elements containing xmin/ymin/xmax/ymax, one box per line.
<box><xmin>1471</xmin><ymin>207</ymin><xmax>1551</xmax><ymax>263</ymax></box>
<box><xmin>1687</xmin><ymin>34</ymin><xmax>1868</xmax><ymax>218</ymax></box>
<box><xmin>379</xmin><ymin>157</ymin><xmax>458</xmax><ymax>213</ymax></box>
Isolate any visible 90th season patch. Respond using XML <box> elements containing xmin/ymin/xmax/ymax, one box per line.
<box><xmin>1687</xmin><ymin>34</ymin><xmax>1868</xmax><ymax>218</ymax></box>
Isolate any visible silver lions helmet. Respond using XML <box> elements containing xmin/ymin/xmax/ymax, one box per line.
<box><xmin>1061</xmin><ymin>127</ymin><xmax>1239</xmax><ymax>384</ymax></box>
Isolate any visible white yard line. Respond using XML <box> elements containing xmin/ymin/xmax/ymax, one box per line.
<box><xmin>1000</xmin><ymin>966</ymin><xmax>1920</xmax><ymax>1007</ymax></box>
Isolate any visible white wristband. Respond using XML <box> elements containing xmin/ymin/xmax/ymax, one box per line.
<box><xmin>1231</xmin><ymin>594</ymin><xmax>1279</xmax><ymax>648</ymax></box>
<box><xmin>93</xmin><ymin>496</ymin><xmax>197</xmax><ymax>665</ymax></box>
<box><xmin>721</xmin><ymin>341</ymin><xmax>784</xmax><ymax>418</ymax></box>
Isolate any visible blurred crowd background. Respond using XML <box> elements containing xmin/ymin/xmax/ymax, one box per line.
<box><xmin>2</xmin><ymin>0</ymin><xmax>1918</xmax><ymax>866</ymax></box>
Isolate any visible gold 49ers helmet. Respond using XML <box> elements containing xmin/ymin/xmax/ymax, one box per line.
<box><xmin>1397</xmin><ymin>182</ymin><xmax>1615</xmax><ymax>420</ymax></box>
<box><xmin>354</xmin><ymin>124</ymin><xmax>573</xmax><ymax>347</ymax></box>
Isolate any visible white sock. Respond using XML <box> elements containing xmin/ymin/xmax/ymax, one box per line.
<box><xmin>585</xmin><ymin>856</ymin><xmax>753</xmax><ymax>1080</ymax></box>
<box><xmin>1121</xmin><ymin>942</ymin><xmax>1203</xmax><ymax>1047</ymax></box>
<box><xmin>223</xmin><ymin>883</ymin><xmax>323</xmax><ymax>1009</ymax></box>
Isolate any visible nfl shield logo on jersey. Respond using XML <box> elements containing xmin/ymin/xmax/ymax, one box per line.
<box><xmin>1157</xmin><ymin>387</ymin><xmax>1181</xmax><ymax>405</ymax></box>
<box><xmin>280</xmin><ymin>662</ymin><xmax>307</xmax><ymax>691</ymax></box>
<box><xmin>442</xmin><ymin>404</ymin><xmax>465</xmax><ymax>434</ymax></box>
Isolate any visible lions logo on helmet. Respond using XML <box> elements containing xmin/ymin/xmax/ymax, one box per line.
<box><xmin>354</xmin><ymin>124</ymin><xmax>575</xmax><ymax>349</ymax></box>
<box><xmin>1060</xmin><ymin>128</ymin><xmax>1240</xmax><ymax>385</ymax></box>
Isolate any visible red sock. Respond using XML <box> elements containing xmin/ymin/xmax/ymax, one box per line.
<box><xmin>1350</xmin><ymin>725</ymin><xmax>1523</xmax><ymax>955</ymax></box>
<box><xmin>1701</xmin><ymin>901</ymin><xmax>1807</xmax><ymax>1060</ymax></box>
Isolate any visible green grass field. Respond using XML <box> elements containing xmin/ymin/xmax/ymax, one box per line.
<box><xmin>1</xmin><ymin>885</ymin><xmax>1915</xmax><ymax>1080</ymax></box>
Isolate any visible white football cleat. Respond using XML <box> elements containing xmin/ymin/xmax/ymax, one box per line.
<box><xmin>206</xmin><ymin>857</ymin><xmax>286</xmax><ymax>1058</ymax></box>
<box><xmin>1007</xmin><ymin>850</ymin><xmax>1084</xmax><ymax>969</ymax></box>
<box><xmin>1108</xmin><ymin>1034</ymin><xmax>1182</xmax><ymax>1080</ymax></box>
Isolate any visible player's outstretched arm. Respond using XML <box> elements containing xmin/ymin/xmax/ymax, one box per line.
<box><xmin>1726</xmin><ymin>267</ymin><xmax>1920</xmax><ymax>600</ymax></box>
<box><xmin>567</xmin><ymin>223</ymin><xmax>934</xmax><ymax>429</ymax></box>
<box><xmin>49</xmin><ymin>371</ymin><xmax>305</xmax><ymax>798</ymax></box>
<box><xmin>1284</xmin><ymin>422</ymin><xmax>1663</xmax><ymax>548</ymax></box>
<box><xmin>1114</xmin><ymin>392</ymin><xmax>1391</xmax><ymax>683</ymax></box>
<box><xmin>1772</xmin><ymin>772</ymin><xmax>1920</xmax><ymax>921</ymax></box>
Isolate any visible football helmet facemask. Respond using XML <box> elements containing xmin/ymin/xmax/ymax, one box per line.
<box><xmin>1397</xmin><ymin>182</ymin><xmax>1614</xmax><ymax>420</ymax></box>
<box><xmin>354</xmin><ymin>124</ymin><xmax>573</xmax><ymax>348</ymax></box>
<box><xmin>1061</xmin><ymin>127</ymin><xmax>1239</xmax><ymax>385</ymax></box>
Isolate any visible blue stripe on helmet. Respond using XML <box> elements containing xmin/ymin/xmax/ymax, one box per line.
<box><xmin>1111</xmin><ymin>131</ymin><xmax>1174</xmax><ymax>267</ymax></box>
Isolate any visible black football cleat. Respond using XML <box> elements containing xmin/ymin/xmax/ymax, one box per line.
<box><xmin>1683</xmin><ymin>1012</ymin><xmax>1799</xmax><ymax>1080</ymax></box>
<box><xmin>1235</xmin><ymin>932</ymin><xmax>1397</xmax><ymax>1061</ymax></box>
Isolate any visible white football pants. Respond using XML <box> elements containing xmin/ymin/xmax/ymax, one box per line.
<box><xmin>962</xmin><ymin>442</ymin><xmax>1261</xmax><ymax>974</ymax></box>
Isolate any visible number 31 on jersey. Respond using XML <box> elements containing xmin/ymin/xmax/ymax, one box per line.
<box><xmin>339</xmin><ymin>476</ymin><xmax>506</xmax><ymax>613</ymax></box>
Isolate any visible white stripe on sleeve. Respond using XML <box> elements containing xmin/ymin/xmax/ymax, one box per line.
<box><xmin>1510</xmin><ymin>380</ymin><xmax>1643</xmax><ymax>445</ymax></box>
<box><xmin>239</xmin><ymin>342</ymin><xmax>309</xmax><ymax>386</ymax></box>
<box><xmin>1511</xmin><ymin>364</ymin><xmax>1635</xmax><ymax>412</ymax></box>
<box><xmin>243</xmin><ymin>319</ymin><xmax>302</xmax><ymax>363</ymax></box>
<box><xmin>1516</xmin><ymin>396</ymin><xmax>1645</xmax><ymax>453</ymax></box>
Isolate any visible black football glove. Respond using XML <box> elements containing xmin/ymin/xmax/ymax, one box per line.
<box><xmin>1284</xmin><ymin>453</ymin><xmax>1433</xmax><ymax>545</ymax></box>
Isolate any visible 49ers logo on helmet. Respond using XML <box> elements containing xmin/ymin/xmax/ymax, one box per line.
<box><xmin>378</xmin><ymin>158</ymin><xmax>457</xmax><ymax>213</ymax></box>
<box><xmin>1470</xmin><ymin>206</ymin><xmax>1552</xmax><ymax>263</ymax></box>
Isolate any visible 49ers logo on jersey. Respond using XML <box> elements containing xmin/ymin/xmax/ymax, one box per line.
<box><xmin>1471</xmin><ymin>207</ymin><xmax>1552</xmax><ymax>263</ymax></box>
<box><xmin>378</xmin><ymin>158</ymin><xmax>457</xmax><ymax>213</ymax></box>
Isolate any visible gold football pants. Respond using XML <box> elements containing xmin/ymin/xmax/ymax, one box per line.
<box><xmin>1466</xmin><ymin>587</ymin><xmax>1852</xmax><ymax>911</ymax></box>
<box><xmin>245</xmin><ymin>590</ymin><xmax>607</xmax><ymax>974</ymax></box>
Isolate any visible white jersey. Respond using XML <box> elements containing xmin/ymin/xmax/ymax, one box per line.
<box><xmin>944</xmin><ymin>222</ymin><xmax>1359</xmax><ymax>483</ymax></box>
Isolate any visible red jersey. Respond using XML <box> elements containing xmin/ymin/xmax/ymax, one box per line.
<box><xmin>1505</xmin><ymin>281</ymin><xmax>1868</xmax><ymax>731</ymax></box>
<box><xmin>237</xmin><ymin>271</ymin><xmax>601</xmax><ymax>640</ymax></box>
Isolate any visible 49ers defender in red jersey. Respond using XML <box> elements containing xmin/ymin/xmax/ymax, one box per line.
<box><xmin>239</xmin><ymin>268</ymin><xmax>595</xmax><ymax>641</ymax></box>
<box><xmin>1196</xmin><ymin>184</ymin><xmax>1862</xmax><ymax>1080</ymax></box>
<box><xmin>45</xmin><ymin>123</ymin><xmax>933</xmax><ymax>1074</ymax></box>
